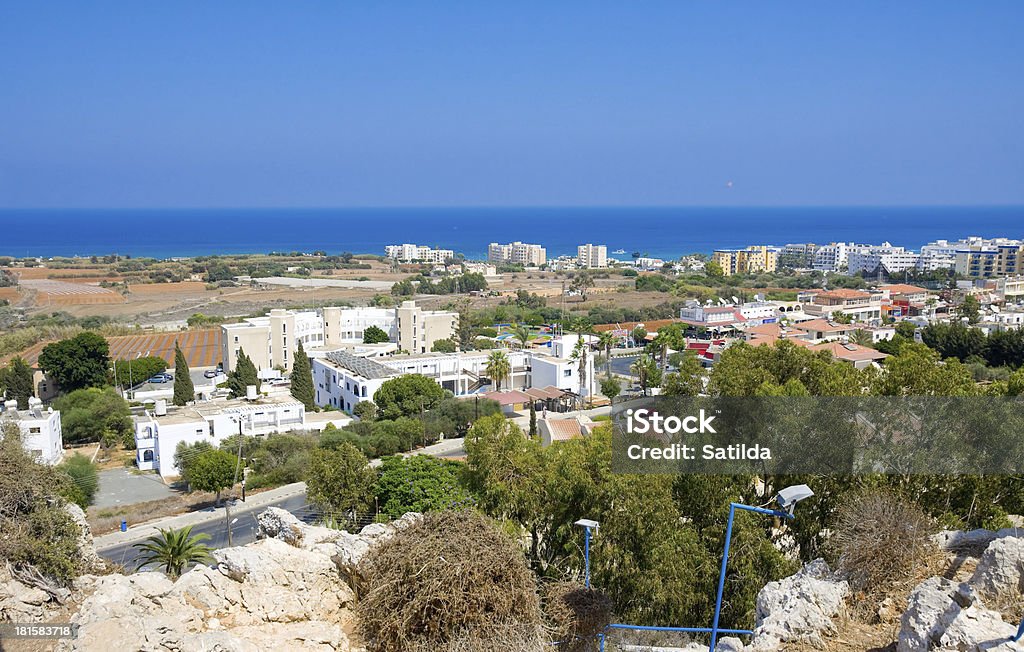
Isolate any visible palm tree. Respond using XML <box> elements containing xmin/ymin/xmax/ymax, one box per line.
<box><xmin>630</xmin><ymin>354</ymin><xmax>661</xmax><ymax>396</ymax></box>
<box><xmin>134</xmin><ymin>526</ymin><xmax>214</xmax><ymax>578</ymax></box>
<box><xmin>571</xmin><ymin>335</ymin><xmax>589</xmax><ymax>409</ymax></box>
<box><xmin>485</xmin><ymin>350</ymin><xmax>512</xmax><ymax>392</ymax></box>
<box><xmin>597</xmin><ymin>331</ymin><xmax>617</xmax><ymax>379</ymax></box>
<box><xmin>849</xmin><ymin>329</ymin><xmax>873</xmax><ymax>347</ymax></box>
<box><xmin>513</xmin><ymin>324</ymin><xmax>532</xmax><ymax>349</ymax></box>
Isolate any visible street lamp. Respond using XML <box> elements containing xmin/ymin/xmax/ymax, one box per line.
<box><xmin>708</xmin><ymin>484</ymin><xmax>815</xmax><ymax>652</ymax></box>
<box><xmin>574</xmin><ymin>518</ymin><xmax>600</xmax><ymax>588</ymax></box>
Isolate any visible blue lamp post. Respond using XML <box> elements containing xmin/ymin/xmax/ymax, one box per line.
<box><xmin>574</xmin><ymin>518</ymin><xmax>600</xmax><ymax>588</ymax></box>
<box><xmin>1013</xmin><ymin>615</ymin><xmax>1024</xmax><ymax>642</ymax></box>
<box><xmin>708</xmin><ymin>484</ymin><xmax>815</xmax><ymax>652</ymax></box>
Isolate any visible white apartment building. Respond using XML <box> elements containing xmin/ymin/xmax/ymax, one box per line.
<box><xmin>134</xmin><ymin>396</ymin><xmax>349</xmax><ymax>478</ymax></box>
<box><xmin>0</xmin><ymin>399</ymin><xmax>63</xmax><ymax>465</ymax></box>
<box><xmin>488</xmin><ymin>241</ymin><xmax>547</xmax><ymax>267</ymax></box>
<box><xmin>804</xmin><ymin>289</ymin><xmax>884</xmax><ymax>322</ymax></box>
<box><xmin>812</xmin><ymin>243</ymin><xmax>853</xmax><ymax>272</ymax></box>
<box><xmin>313</xmin><ymin>337</ymin><xmax>593</xmax><ymax>413</ymax></box>
<box><xmin>222</xmin><ymin>301</ymin><xmax>458</xmax><ymax>373</ymax></box>
<box><xmin>385</xmin><ymin>244</ymin><xmax>455</xmax><ymax>264</ymax></box>
<box><xmin>846</xmin><ymin>244</ymin><xmax>920</xmax><ymax>275</ymax></box>
<box><xmin>577</xmin><ymin>244</ymin><xmax>608</xmax><ymax>269</ymax></box>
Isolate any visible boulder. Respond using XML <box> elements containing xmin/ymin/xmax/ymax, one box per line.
<box><xmin>64</xmin><ymin>502</ymin><xmax>106</xmax><ymax>573</ymax></box>
<box><xmin>0</xmin><ymin>566</ymin><xmax>55</xmax><ymax>621</ymax></box>
<box><xmin>969</xmin><ymin>536</ymin><xmax>1024</xmax><ymax>599</ymax></box>
<box><xmin>748</xmin><ymin>559</ymin><xmax>849</xmax><ymax>651</ymax></box>
<box><xmin>898</xmin><ymin>577</ymin><xmax>1024</xmax><ymax>652</ymax></box>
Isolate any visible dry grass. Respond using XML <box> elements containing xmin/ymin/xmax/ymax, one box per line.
<box><xmin>356</xmin><ymin>511</ymin><xmax>546</xmax><ymax>652</ymax></box>
<box><xmin>87</xmin><ymin>491</ymin><xmax>217</xmax><ymax>535</ymax></box>
<box><xmin>543</xmin><ymin>581</ymin><xmax>613</xmax><ymax>652</ymax></box>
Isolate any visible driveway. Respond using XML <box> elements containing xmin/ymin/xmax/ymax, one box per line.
<box><xmin>93</xmin><ymin>468</ymin><xmax>179</xmax><ymax>509</ymax></box>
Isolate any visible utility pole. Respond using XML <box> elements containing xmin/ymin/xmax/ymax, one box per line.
<box><xmin>226</xmin><ymin>417</ymin><xmax>244</xmax><ymax>546</ymax></box>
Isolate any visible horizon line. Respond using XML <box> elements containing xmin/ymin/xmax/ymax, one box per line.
<box><xmin>3</xmin><ymin>203</ymin><xmax>1024</xmax><ymax>211</ymax></box>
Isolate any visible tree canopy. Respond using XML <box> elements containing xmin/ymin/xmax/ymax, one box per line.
<box><xmin>363</xmin><ymin>325</ymin><xmax>390</xmax><ymax>344</ymax></box>
<box><xmin>373</xmin><ymin>374</ymin><xmax>448</xmax><ymax>420</ymax></box>
<box><xmin>38</xmin><ymin>331</ymin><xmax>110</xmax><ymax>393</ymax></box>
<box><xmin>290</xmin><ymin>340</ymin><xmax>315</xmax><ymax>410</ymax></box>
<box><xmin>54</xmin><ymin>387</ymin><xmax>132</xmax><ymax>447</ymax></box>
<box><xmin>187</xmin><ymin>448</ymin><xmax>237</xmax><ymax>504</ymax></box>
<box><xmin>172</xmin><ymin>342</ymin><xmax>194</xmax><ymax>406</ymax></box>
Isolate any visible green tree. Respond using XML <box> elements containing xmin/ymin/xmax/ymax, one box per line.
<box><xmin>113</xmin><ymin>356</ymin><xmax>166</xmax><ymax>389</ymax></box>
<box><xmin>849</xmin><ymin>328</ymin><xmax>873</xmax><ymax>346</ymax></box>
<box><xmin>58</xmin><ymin>454</ymin><xmax>99</xmax><ymax>508</ymax></box>
<box><xmin>133</xmin><ymin>526</ymin><xmax>213</xmax><ymax>579</ymax></box>
<box><xmin>187</xmin><ymin>448</ymin><xmax>237</xmax><ymax>505</ymax></box>
<box><xmin>958</xmin><ymin>294</ymin><xmax>981</xmax><ymax>324</ymax></box>
<box><xmin>570</xmin><ymin>272</ymin><xmax>595</xmax><ymax>301</ymax></box>
<box><xmin>226</xmin><ymin>348</ymin><xmax>260</xmax><ymax>398</ymax></box>
<box><xmin>485</xmin><ymin>350</ymin><xmax>512</xmax><ymax>391</ymax></box>
<box><xmin>363</xmin><ymin>325</ymin><xmax>390</xmax><ymax>344</ymax></box>
<box><xmin>54</xmin><ymin>387</ymin><xmax>132</xmax><ymax>446</ymax></box>
<box><xmin>630</xmin><ymin>354</ymin><xmax>662</xmax><ymax>396</ymax></box>
<box><xmin>373</xmin><ymin>374</ymin><xmax>448</xmax><ymax>420</ymax></box>
<box><xmin>375</xmin><ymin>455</ymin><xmax>473</xmax><ymax>518</ymax></box>
<box><xmin>353</xmin><ymin>400</ymin><xmax>378</xmax><ymax>421</ymax></box>
<box><xmin>831</xmin><ymin>311</ymin><xmax>853</xmax><ymax>324</ymax></box>
<box><xmin>290</xmin><ymin>340</ymin><xmax>315</xmax><ymax>410</ymax></box>
<box><xmin>38</xmin><ymin>331</ymin><xmax>110</xmax><ymax>393</ymax></box>
<box><xmin>529</xmin><ymin>401</ymin><xmax>538</xmax><ymax>437</ymax></box>
<box><xmin>512</xmin><ymin>324</ymin><xmax>532</xmax><ymax>349</ymax></box>
<box><xmin>172</xmin><ymin>341</ymin><xmax>194</xmax><ymax>406</ymax></box>
<box><xmin>430</xmin><ymin>337</ymin><xmax>457</xmax><ymax>353</ymax></box>
<box><xmin>2</xmin><ymin>357</ymin><xmax>34</xmax><ymax>409</ymax></box>
<box><xmin>705</xmin><ymin>260</ymin><xmax>725</xmax><ymax>278</ymax></box>
<box><xmin>0</xmin><ymin>422</ymin><xmax>85</xmax><ymax>585</ymax></box>
<box><xmin>873</xmin><ymin>343</ymin><xmax>977</xmax><ymax>396</ymax></box>
<box><xmin>662</xmin><ymin>350</ymin><xmax>704</xmax><ymax>396</ymax></box>
<box><xmin>306</xmin><ymin>443</ymin><xmax>376</xmax><ymax>517</ymax></box>
<box><xmin>600</xmin><ymin>376</ymin><xmax>621</xmax><ymax>401</ymax></box>
<box><xmin>173</xmin><ymin>440</ymin><xmax>214</xmax><ymax>488</ymax></box>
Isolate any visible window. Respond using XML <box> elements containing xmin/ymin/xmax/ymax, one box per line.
<box><xmin>564</xmin><ymin>369</ymin><xmax>572</xmax><ymax>377</ymax></box>
<box><xmin>29</xmin><ymin>427</ymin><xmax>41</xmax><ymax>434</ymax></box>
<box><xmin>196</xmin><ymin>428</ymin><xmax>204</xmax><ymax>435</ymax></box>
<box><xmin>143</xmin><ymin>450</ymin><xmax>154</xmax><ymax>462</ymax></box>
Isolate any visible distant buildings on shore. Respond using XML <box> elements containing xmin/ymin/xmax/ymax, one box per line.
<box><xmin>488</xmin><ymin>241</ymin><xmax>547</xmax><ymax>267</ymax></box>
<box><xmin>385</xmin><ymin>244</ymin><xmax>454</xmax><ymax>263</ymax></box>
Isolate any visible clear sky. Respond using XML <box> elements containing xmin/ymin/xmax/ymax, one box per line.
<box><xmin>1</xmin><ymin>2</ymin><xmax>1021</xmax><ymax>208</ymax></box>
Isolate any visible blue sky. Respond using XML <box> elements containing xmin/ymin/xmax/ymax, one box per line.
<box><xmin>1</xmin><ymin>2</ymin><xmax>1021</xmax><ymax>208</ymax></box>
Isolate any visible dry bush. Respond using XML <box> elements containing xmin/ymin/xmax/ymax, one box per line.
<box><xmin>543</xmin><ymin>581</ymin><xmax>613</xmax><ymax>652</ymax></box>
<box><xmin>830</xmin><ymin>491</ymin><xmax>940</xmax><ymax>601</ymax></box>
<box><xmin>356</xmin><ymin>510</ymin><xmax>546</xmax><ymax>652</ymax></box>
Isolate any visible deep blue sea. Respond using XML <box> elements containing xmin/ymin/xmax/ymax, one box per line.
<box><xmin>1</xmin><ymin>207</ymin><xmax>1022</xmax><ymax>260</ymax></box>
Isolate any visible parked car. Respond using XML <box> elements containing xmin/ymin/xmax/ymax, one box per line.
<box><xmin>203</xmin><ymin>369</ymin><xmax>219</xmax><ymax>378</ymax></box>
<box><xmin>147</xmin><ymin>373</ymin><xmax>174</xmax><ymax>384</ymax></box>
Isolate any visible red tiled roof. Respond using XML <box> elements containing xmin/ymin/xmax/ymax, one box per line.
<box><xmin>810</xmin><ymin>341</ymin><xmax>888</xmax><ymax>362</ymax></box>
<box><xmin>817</xmin><ymin>289</ymin><xmax>871</xmax><ymax>300</ymax></box>
<box><xmin>880</xmin><ymin>284</ymin><xmax>929</xmax><ymax>296</ymax></box>
<box><xmin>793</xmin><ymin>319</ymin><xmax>854</xmax><ymax>333</ymax></box>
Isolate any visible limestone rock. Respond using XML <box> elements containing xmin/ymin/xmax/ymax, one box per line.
<box><xmin>933</xmin><ymin>528</ymin><xmax>1023</xmax><ymax>553</ymax></box>
<box><xmin>898</xmin><ymin>576</ymin><xmax>1024</xmax><ymax>652</ymax></box>
<box><xmin>748</xmin><ymin>559</ymin><xmax>849</xmax><ymax>651</ymax></box>
<box><xmin>64</xmin><ymin>502</ymin><xmax>106</xmax><ymax>573</ymax></box>
<box><xmin>969</xmin><ymin>536</ymin><xmax>1024</xmax><ymax>599</ymax></box>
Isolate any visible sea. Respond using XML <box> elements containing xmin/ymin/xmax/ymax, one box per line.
<box><xmin>0</xmin><ymin>206</ymin><xmax>1022</xmax><ymax>260</ymax></box>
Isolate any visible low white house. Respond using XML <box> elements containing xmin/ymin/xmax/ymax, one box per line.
<box><xmin>1</xmin><ymin>398</ymin><xmax>64</xmax><ymax>465</ymax></box>
<box><xmin>134</xmin><ymin>395</ymin><xmax>350</xmax><ymax>478</ymax></box>
<box><xmin>312</xmin><ymin>336</ymin><xmax>593</xmax><ymax>413</ymax></box>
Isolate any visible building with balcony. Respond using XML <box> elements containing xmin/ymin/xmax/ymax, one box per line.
<box><xmin>222</xmin><ymin>301</ymin><xmax>458</xmax><ymax>373</ymax></box>
<box><xmin>712</xmin><ymin>246</ymin><xmax>778</xmax><ymax>276</ymax></box>
<box><xmin>955</xmin><ymin>244</ymin><xmax>1024</xmax><ymax>279</ymax></box>
<box><xmin>133</xmin><ymin>395</ymin><xmax>347</xmax><ymax>478</ymax></box>
<box><xmin>804</xmin><ymin>289</ymin><xmax>883</xmax><ymax>322</ymax></box>
<box><xmin>576</xmin><ymin>244</ymin><xmax>608</xmax><ymax>269</ymax></box>
<box><xmin>487</xmin><ymin>241</ymin><xmax>547</xmax><ymax>267</ymax></box>
<box><xmin>311</xmin><ymin>336</ymin><xmax>592</xmax><ymax>413</ymax></box>
<box><xmin>384</xmin><ymin>244</ymin><xmax>455</xmax><ymax>263</ymax></box>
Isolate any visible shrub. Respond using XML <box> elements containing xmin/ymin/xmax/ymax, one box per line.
<box><xmin>830</xmin><ymin>492</ymin><xmax>939</xmax><ymax>599</ymax></box>
<box><xmin>357</xmin><ymin>511</ymin><xmax>545</xmax><ymax>652</ymax></box>
<box><xmin>58</xmin><ymin>454</ymin><xmax>99</xmax><ymax>508</ymax></box>
<box><xmin>543</xmin><ymin>582</ymin><xmax>613</xmax><ymax>652</ymax></box>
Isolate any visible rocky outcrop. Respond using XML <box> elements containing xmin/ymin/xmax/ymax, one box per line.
<box><xmin>64</xmin><ymin>502</ymin><xmax>106</xmax><ymax>574</ymax></box>
<box><xmin>52</xmin><ymin>510</ymin><xmax>424</xmax><ymax>651</ymax></box>
<box><xmin>970</xmin><ymin>536</ymin><xmax>1024</xmax><ymax>600</ymax></box>
<box><xmin>748</xmin><ymin>559</ymin><xmax>849</xmax><ymax>651</ymax></box>
<box><xmin>898</xmin><ymin>577</ymin><xmax>1023</xmax><ymax>651</ymax></box>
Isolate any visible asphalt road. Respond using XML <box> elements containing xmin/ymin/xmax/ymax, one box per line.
<box><xmin>99</xmin><ymin>493</ymin><xmax>316</xmax><ymax>570</ymax></box>
<box><xmin>93</xmin><ymin>468</ymin><xmax>177</xmax><ymax>509</ymax></box>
